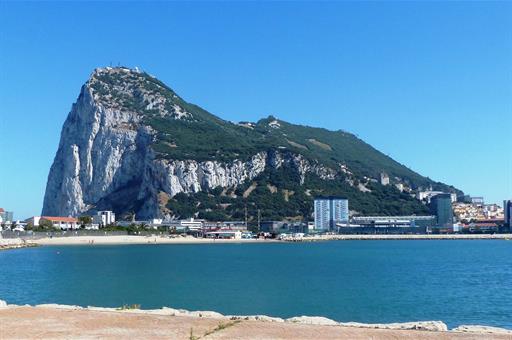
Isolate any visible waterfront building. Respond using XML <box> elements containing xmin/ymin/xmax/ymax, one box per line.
<box><xmin>26</xmin><ymin>216</ymin><xmax>79</xmax><ymax>230</ymax></box>
<box><xmin>351</xmin><ymin>215</ymin><xmax>436</xmax><ymax>228</ymax></box>
<box><xmin>430</xmin><ymin>194</ymin><xmax>454</xmax><ymax>228</ymax></box>
<box><xmin>464</xmin><ymin>221</ymin><xmax>500</xmax><ymax>234</ymax></box>
<box><xmin>260</xmin><ymin>221</ymin><xmax>307</xmax><ymax>234</ymax></box>
<box><xmin>92</xmin><ymin>211</ymin><xmax>116</xmax><ymax>226</ymax></box>
<box><xmin>204</xmin><ymin>230</ymin><xmax>242</xmax><ymax>239</ymax></box>
<box><xmin>345</xmin><ymin>215</ymin><xmax>435</xmax><ymax>234</ymax></box>
<box><xmin>167</xmin><ymin>218</ymin><xmax>204</xmax><ymax>231</ymax></box>
<box><xmin>504</xmin><ymin>200</ymin><xmax>512</xmax><ymax>228</ymax></box>
<box><xmin>314</xmin><ymin>196</ymin><xmax>349</xmax><ymax>231</ymax></box>
<box><xmin>202</xmin><ymin>221</ymin><xmax>246</xmax><ymax>230</ymax></box>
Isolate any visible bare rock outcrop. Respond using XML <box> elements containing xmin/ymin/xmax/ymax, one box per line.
<box><xmin>452</xmin><ymin>325</ymin><xmax>512</xmax><ymax>334</ymax></box>
<box><xmin>339</xmin><ymin>321</ymin><xmax>448</xmax><ymax>332</ymax></box>
<box><xmin>42</xmin><ymin>68</ymin><xmax>340</xmax><ymax>219</ymax></box>
<box><xmin>286</xmin><ymin>316</ymin><xmax>339</xmax><ymax>326</ymax></box>
<box><xmin>42</xmin><ymin>66</ymin><xmax>458</xmax><ymax>219</ymax></box>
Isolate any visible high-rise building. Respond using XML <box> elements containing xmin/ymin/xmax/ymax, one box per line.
<box><xmin>0</xmin><ymin>208</ymin><xmax>13</xmax><ymax>224</ymax></box>
<box><xmin>504</xmin><ymin>200</ymin><xmax>512</xmax><ymax>228</ymax></box>
<box><xmin>314</xmin><ymin>196</ymin><xmax>349</xmax><ymax>230</ymax></box>
<box><xmin>430</xmin><ymin>194</ymin><xmax>453</xmax><ymax>227</ymax></box>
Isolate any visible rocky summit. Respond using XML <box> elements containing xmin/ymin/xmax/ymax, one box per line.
<box><xmin>42</xmin><ymin>67</ymin><xmax>460</xmax><ymax>220</ymax></box>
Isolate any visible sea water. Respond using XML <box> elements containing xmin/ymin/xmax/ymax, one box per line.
<box><xmin>0</xmin><ymin>240</ymin><xmax>511</xmax><ymax>329</ymax></box>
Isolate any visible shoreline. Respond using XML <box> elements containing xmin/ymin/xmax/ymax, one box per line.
<box><xmin>302</xmin><ymin>233</ymin><xmax>512</xmax><ymax>241</ymax></box>
<box><xmin>30</xmin><ymin>235</ymin><xmax>275</xmax><ymax>246</ymax></box>
<box><xmin>25</xmin><ymin>233</ymin><xmax>512</xmax><ymax>246</ymax></box>
<box><xmin>0</xmin><ymin>301</ymin><xmax>510</xmax><ymax>339</ymax></box>
<box><xmin>2</xmin><ymin>233</ymin><xmax>511</xmax><ymax>248</ymax></box>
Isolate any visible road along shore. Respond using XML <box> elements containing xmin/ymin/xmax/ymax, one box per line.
<box><xmin>0</xmin><ymin>302</ymin><xmax>510</xmax><ymax>339</ymax></box>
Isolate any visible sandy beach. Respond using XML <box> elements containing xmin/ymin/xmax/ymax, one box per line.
<box><xmin>2</xmin><ymin>234</ymin><xmax>511</xmax><ymax>249</ymax></box>
<box><xmin>24</xmin><ymin>233</ymin><xmax>512</xmax><ymax>246</ymax></box>
<box><xmin>30</xmin><ymin>235</ymin><xmax>271</xmax><ymax>245</ymax></box>
<box><xmin>1</xmin><ymin>304</ymin><xmax>511</xmax><ymax>339</ymax></box>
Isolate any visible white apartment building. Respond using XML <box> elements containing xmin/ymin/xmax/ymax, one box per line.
<box><xmin>92</xmin><ymin>211</ymin><xmax>116</xmax><ymax>226</ymax></box>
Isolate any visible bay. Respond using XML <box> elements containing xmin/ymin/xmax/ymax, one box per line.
<box><xmin>0</xmin><ymin>240</ymin><xmax>511</xmax><ymax>329</ymax></box>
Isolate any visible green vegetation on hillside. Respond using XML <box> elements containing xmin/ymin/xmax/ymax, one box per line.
<box><xmin>90</xmin><ymin>67</ymin><xmax>461</xmax><ymax>219</ymax></box>
<box><xmin>166</xmin><ymin>165</ymin><xmax>430</xmax><ymax>222</ymax></box>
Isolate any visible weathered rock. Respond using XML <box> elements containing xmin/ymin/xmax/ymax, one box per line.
<box><xmin>161</xmin><ymin>307</ymin><xmax>185</xmax><ymax>316</ymax></box>
<box><xmin>36</xmin><ymin>304</ymin><xmax>83</xmax><ymax>310</ymax></box>
<box><xmin>286</xmin><ymin>316</ymin><xmax>339</xmax><ymax>326</ymax></box>
<box><xmin>42</xmin><ymin>66</ymin><xmax>454</xmax><ymax>219</ymax></box>
<box><xmin>86</xmin><ymin>306</ymin><xmax>118</xmax><ymax>312</ymax></box>
<box><xmin>228</xmin><ymin>315</ymin><xmax>285</xmax><ymax>323</ymax></box>
<box><xmin>158</xmin><ymin>307</ymin><xmax>224</xmax><ymax>318</ymax></box>
<box><xmin>339</xmin><ymin>321</ymin><xmax>448</xmax><ymax>332</ymax></box>
<box><xmin>41</xmin><ymin>67</ymin><xmax>342</xmax><ymax>219</ymax></box>
<box><xmin>452</xmin><ymin>325</ymin><xmax>512</xmax><ymax>334</ymax></box>
<box><xmin>186</xmin><ymin>310</ymin><xmax>224</xmax><ymax>318</ymax></box>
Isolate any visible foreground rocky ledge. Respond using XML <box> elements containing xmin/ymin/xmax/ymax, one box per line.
<box><xmin>0</xmin><ymin>301</ymin><xmax>510</xmax><ymax>339</ymax></box>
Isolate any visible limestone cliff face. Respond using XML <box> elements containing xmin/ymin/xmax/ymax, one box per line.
<box><xmin>44</xmin><ymin>66</ymin><xmax>454</xmax><ymax>219</ymax></box>
<box><xmin>42</xmin><ymin>80</ymin><xmax>150</xmax><ymax>217</ymax></box>
<box><xmin>136</xmin><ymin>151</ymin><xmax>337</xmax><ymax>218</ymax></box>
<box><xmin>42</xmin><ymin>67</ymin><xmax>340</xmax><ymax>218</ymax></box>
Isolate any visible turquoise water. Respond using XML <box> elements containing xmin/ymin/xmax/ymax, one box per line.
<box><xmin>0</xmin><ymin>240</ymin><xmax>511</xmax><ymax>329</ymax></box>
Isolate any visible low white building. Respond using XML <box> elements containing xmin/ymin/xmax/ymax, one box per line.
<box><xmin>27</xmin><ymin>216</ymin><xmax>79</xmax><ymax>230</ymax></box>
<box><xmin>168</xmin><ymin>218</ymin><xmax>204</xmax><ymax>231</ymax></box>
<box><xmin>92</xmin><ymin>211</ymin><xmax>116</xmax><ymax>226</ymax></box>
<box><xmin>205</xmin><ymin>230</ymin><xmax>242</xmax><ymax>239</ymax></box>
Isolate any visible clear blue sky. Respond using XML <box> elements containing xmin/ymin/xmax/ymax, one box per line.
<box><xmin>1</xmin><ymin>2</ymin><xmax>511</xmax><ymax>219</ymax></box>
